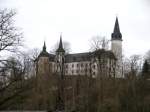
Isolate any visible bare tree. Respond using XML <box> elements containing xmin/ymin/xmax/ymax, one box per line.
<box><xmin>123</xmin><ymin>57</ymin><xmax>131</xmax><ymax>75</ymax></box>
<box><xmin>0</xmin><ymin>9</ymin><xmax>24</xmax><ymax>108</ymax></box>
<box><xmin>129</xmin><ymin>55</ymin><xmax>142</xmax><ymax>75</ymax></box>
<box><xmin>123</xmin><ymin>55</ymin><xmax>142</xmax><ymax>79</ymax></box>
<box><xmin>0</xmin><ymin>9</ymin><xmax>23</xmax><ymax>53</ymax></box>
<box><xmin>89</xmin><ymin>36</ymin><xmax>109</xmax><ymax>51</ymax></box>
<box><xmin>0</xmin><ymin>9</ymin><xmax>23</xmax><ymax>79</ymax></box>
<box><xmin>27</xmin><ymin>48</ymin><xmax>40</xmax><ymax>61</ymax></box>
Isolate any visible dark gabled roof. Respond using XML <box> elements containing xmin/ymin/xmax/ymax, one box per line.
<box><xmin>65</xmin><ymin>49</ymin><xmax>116</xmax><ymax>63</ymax></box>
<box><xmin>37</xmin><ymin>41</ymin><xmax>116</xmax><ymax>63</ymax></box>
<box><xmin>65</xmin><ymin>52</ymin><xmax>91</xmax><ymax>63</ymax></box>
<box><xmin>39</xmin><ymin>51</ymin><xmax>50</xmax><ymax>57</ymax></box>
<box><xmin>107</xmin><ymin>50</ymin><xmax>117</xmax><ymax>60</ymax></box>
<box><xmin>111</xmin><ymin>17</ymin><xmax>122</xmax><ymax>41</ymax></box>
<box><xmin>49</xmin><ymin>54</ymin><xmax>55</xmax><ymax>61</ymax></box>
<box><xmin>37</xmin><ymin>49</ymin><xmax>116</xmax><ymax>63</ymax></box>
<box><xmin>37</xmin><ymin>42</ymin><xmax>55</xmax><ymax>61</ymax></box>
<box><xmin>92</xmin><ymin>49</ymin><xmax>117</xmax><ymax>60</ymax></box>
<box><xmin>37</xmin><ymin>52</ymin><xmax>55</xmax><ymax>61</ymax></box>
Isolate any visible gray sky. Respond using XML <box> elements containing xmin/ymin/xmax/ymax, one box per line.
<box><xmin>0</xmin><ymin>0</ymin><xmax>150</xmax><ymax>57</ymax></box>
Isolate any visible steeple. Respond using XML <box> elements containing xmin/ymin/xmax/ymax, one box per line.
<box><xmin>38</xmin><ymin>41</ymin><xmax>49</xmax><ymax>57</ymax></box>
<box><xmin>59</xmin><ymin>35</ymin><xmax>63</xmax><ymax>50</ymax></box>
<box><xmin>43</xmin><ymin>41</ymin><xmax>46</xmax><ymax>52</ymax></box>
<box><xmin>114</xmin><ymin>17</ymin><xmax>120</xmax><ymax>33</ymax></box>
<box><xmin>111</xmin><ymin>17</ymin><xmax>123</xmax><ymax>77</ymax></box>
<box><xmin>56</xmin><ymin>35</ymin><xmax>65</xmax><ymax>53</ymax></box>
<box><xmin>111</xmin><ymin>17</ymin><xmax>122</xmax><ymax>40</ymax></box>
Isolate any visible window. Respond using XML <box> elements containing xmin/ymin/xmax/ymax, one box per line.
<box><xmin>66</xmin><ymin>70</ymin><xmax>68</xmax><ymax>74</ymax></box>
<box><xmin>76</xmin><ymin>70</ymin><xmax>78</xmax><ymax>73</ymax></box>
<box><xmin>93</xmin><ymin>65</ymin><xmax>95</xmax><ymax>69</ymax></box>
<box><xmin>72</xmin><ymin>64</ymin><xmax>74</xmax><ymax>68</ymax></box>
<box><xmin>85</xmin><ymin>63</ymin><xmax>88</xmax><ymax>67</ymax></box>
<box><xmin>77</xmin><ymin>64</ymin><xmax>79</xmax><ymax>67</ymax></box>
<box><xmin>66</xmin><ymin>65</ymin><xmax>68</xmax><ymax>68</ymax></box>
<box><xmin>73</xmin><ymin>57</ymin><xmax>76</xmax><ymax>61</ymax></box>
<box><xmin>85</xmin><ymin>69</ymin><xmax>87</xmax><ymax>72</ymax></box>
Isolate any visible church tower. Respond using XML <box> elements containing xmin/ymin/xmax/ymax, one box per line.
<box><xmin>55</xmin><ymin>35</ymin><xmax>66</xmax><ymax>111</ymax></box>
<box><xmin>35</xmin><ymin>41</ymin><xmax>51</xmax><ymax>88</ymax></box>
<box><xmin>111</xmin><ymin>17</ymin><xmax>123</xmax><ymax>77</ymax></box>
<box><xmin>37</xmin><ymin>42</ymin><xmax>50</xmax><ymax>75</ymax></box>
<box><xmin>55</xmin><ymin>35</ymin><xmax>65</xmax><ymax>76</ymax></box>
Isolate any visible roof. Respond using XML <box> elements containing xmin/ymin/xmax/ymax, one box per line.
<box><xmin>49</xmin><ymin>54</ymin><xmax>55</xmax><ymax>61</ymax></box>
<box><xmin>93</xmin><ymin>49</ymin><xmax>117</xmax><ymax>60</ymax></box>
<box><xmin>56</xmin><ymin>36</ymin><xmax>65</xmax><ymax>52</ymax></box>
<box><xmin>111</xmin><ymin>17</ymin><xmax>122</xmax><ymax>41</ymax></box>
<box><xmin>65</xmin><ymin>52</ymin><xmax>91</xmax><ymax>63</ymax></box>
<box><xmin>39</xmin><ymin>51</ymin><xmax>50</xmax><ymax>57</ymax></box>
<box><xmin>37</xmin><ymin>42</ymin><xmax>55</xmax><ymax>61</ymax></box>
<box><xmin>37</xmin><ymin>49</ymin><xmax>116</xmax><ymax>63</ymax></box>
<box><xmin>37</xmin><ymin>52</ymin><xmax>55</xmax><ymax>61</ymax></box>
<box><xmin>65</xmin><ymin>49</ymin><xmax>116</xmax><ymax>63</ymax></box>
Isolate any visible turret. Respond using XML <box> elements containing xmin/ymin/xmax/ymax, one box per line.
<box><xmin>36</xmin><ymin>42</ymin><xmax>50</xmax><ymax>76</ymax></box>
<box><xmin>111</xmin><ymin>17</ymin><xmax>123</xmax><ymax>77</ymax></box>
<box><xmin>56</xmin><ymin>35</ymin><xmax>65</xmax><ymax>54</ymax></box>
<box><xmin>55</xmin><ymin>35</ymin><xmax>65</xmax><ymax>75</ymax></box>
<box><xmin>39</xmin><ymin>41</ymin><xmax>49</xmax><ymax>57</ymax></box>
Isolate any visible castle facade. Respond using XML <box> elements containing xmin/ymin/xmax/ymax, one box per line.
<box><xmin>35</xmin><ymin>17</ymin><xmax>123</xmax><ymax>78</ymax></box>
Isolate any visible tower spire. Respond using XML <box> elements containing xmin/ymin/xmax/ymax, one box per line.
<box><xmin>56</xmin><ymin>34</ymin><xmax>65</xmax><ymax>52</ymax></box>
<box><xmin>43</xmin><ymin>41</ymin><xmax>46</xmax><ymax>52</ymax></box>
<box><xmin>38</xmin><ymin>41</ymin><xmax>49</xmax><ymax>57</ymax></box>
<box><xmin>59</xmin><ymin>35</ymin><xmax>63</xmax><ymax>50</ymax></box>
<box><xmin>111</xmin><ymin>17</ymin><xmax>122</xmax><ymax>40</ymax></box>
<box><xmin>114</xmin><ymin>17</ymin><xmax>120</xmax><ymax>33</ymax></box>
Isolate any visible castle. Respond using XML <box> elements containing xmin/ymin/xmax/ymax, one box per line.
<box><xmin>35</xmin><ymin>17</ymin><xmax>123</xmax><ymax>78</ymax></box>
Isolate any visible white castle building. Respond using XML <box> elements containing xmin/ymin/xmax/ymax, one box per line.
<box><xmin>35</xmin><ymin>17</ymin><xmax>123</xmax><ymax>78</ymax></box>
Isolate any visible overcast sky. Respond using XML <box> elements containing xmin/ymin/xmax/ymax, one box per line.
<box><xmin>0</xmin><ymin>0</ymin><xmax>150</xmax><ymax>57</ymax></box>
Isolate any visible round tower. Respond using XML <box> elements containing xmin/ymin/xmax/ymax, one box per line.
<box><xmin>111</xmin><ymin>17</ymin><xmax>123</xmax><ymax>77</ymax></box>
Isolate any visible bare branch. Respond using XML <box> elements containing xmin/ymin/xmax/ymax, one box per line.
<box><xmin>0</xmin><ymin>9</ymin><xmax>23</xmax><ymax>54</ymax></box>
<box><xmin>89</xmin><ymin>36</ymin><xmax>109</xmax><ymax>51</ymax></box>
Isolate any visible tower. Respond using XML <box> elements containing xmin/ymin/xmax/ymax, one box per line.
<box><xmin>55</xmin><ymin>35</ymin><xmax>65</xmax><ymax>75</ymax></box>
<box><xmin>111</xmin><ymin>17</ymin><xmax>123</xmax><ymax>77</ymax></box>
<box><xmin>55</xmin><ymin>35</ymin><xmax>65</xmax><ymax>111</ymax></box>
<box><xmin>37</xmin><ymin>42</ymin><xmax>50</xmax><ymax>75</ymax></box>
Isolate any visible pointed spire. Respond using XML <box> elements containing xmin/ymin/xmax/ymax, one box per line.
<box><xmin>56</xmin><ymin>34</ymin><xmax>65</xmax><ymax>53</ymax></box>
<box><xmin>43</xmin><ymin>41</ymin><xmax>46</xmax><ymax>52</ymax></box>
<box><xmin>59</xmin><ymin>35</ymin><xmax>63</xmax><ymax>50</ymax></box>
<box><xmin>39</xmin><ymin>41</ymin><xmax>49</xmax><ymax>57</ymax></box>
<box><xmin>114</xmin><ymin>17</ymin><xmax>120</xmax><ymax>33</ymax></box>
<box><xmin>111</xmin><ymin>17</ymin><xmax>122</xmax><ymax>40</ymax></box>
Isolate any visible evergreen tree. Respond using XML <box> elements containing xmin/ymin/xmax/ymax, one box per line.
<box><xmin>142</xmin><ymin>60</ymin><xmax>150</xmax><ymax>79</ymax></box>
